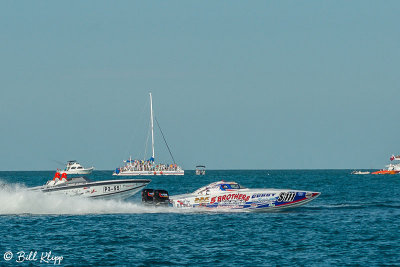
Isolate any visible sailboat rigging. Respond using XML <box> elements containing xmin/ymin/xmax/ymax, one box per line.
<box><xmin>113</xmin><ymin>93</ymin><xmax>184</xmax><ymax>176</ymax></box>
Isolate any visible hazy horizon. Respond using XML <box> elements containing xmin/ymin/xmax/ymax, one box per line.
<box><xmin>1</xmin><ymin>1</ymin><xmax>399</xmax><ymax>171</ymax></box>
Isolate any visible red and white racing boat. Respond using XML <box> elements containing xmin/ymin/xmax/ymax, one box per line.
<box><xmin>168</xmin><ymin>181</ymin><xmax>320</xmax><ymax>211</ymax></box>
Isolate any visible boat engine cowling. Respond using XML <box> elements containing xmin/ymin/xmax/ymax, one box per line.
<box><xmin>142</xmin><ymin>189</ymin><xmax>169</xmax><ymax>206</ymax></box>
<box><xmin>153</xmin><ymin>190</ymin><xmax>169</xmax><ymax>205</ymax></box>
<box><xmin>142</xmin><ymin>189</ymin><xmax>154</xmax><ymax>203</ymax></box>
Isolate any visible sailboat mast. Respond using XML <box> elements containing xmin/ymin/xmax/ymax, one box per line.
<box><xmin>150</xmin><ymin>92</ymin><xmax>155</xmax><ymax>160</ymax></box>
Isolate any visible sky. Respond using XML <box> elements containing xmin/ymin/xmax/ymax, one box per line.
<box><xmin>1</xmin><ymin>1</ymin><xmax>399</xmax><ymax>170</ymax></box>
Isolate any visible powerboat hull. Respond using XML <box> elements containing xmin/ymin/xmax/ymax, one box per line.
<box><xmin>29</xmin><ymin>178</ymin><xmax>151</xmax><ymax>200</ymax></box>
<box><xmin>169</xmin><ymin>181</ymin><xmax>320</xmax><ymax>211</ymax></box>
<box><xmin>171</xmin><ymin>190</ymin><xmax>320</xmax><ymax>211</ymax></box>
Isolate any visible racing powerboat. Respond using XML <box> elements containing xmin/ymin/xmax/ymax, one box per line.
<box><xmin>167</xmin><ymin>181</ymin><xmax>320</xmax><ymax>211</ymax></box>
<box><xmin>29</xmin><ymin>172</ymin><xmax>151</xmax><ymax>200</ymax></box>
<box><xmin>58</xmin><ymin>160</ymin><xmax>94</xmax><ymax>175</ymax></box>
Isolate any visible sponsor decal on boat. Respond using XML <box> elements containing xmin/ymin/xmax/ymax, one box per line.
<box><xmin>251</xmin><ymin>193</ymin><xmax>275</xmax><ymax>199</ymax></box>
<box><xmin>194</xmin><ymin>197</ymin><xmax>210</xmax><ymax>203</ymax></box>
<box><xmin>210</xmin><ymin>193</ymin><xmax>250</xmax><ymax>204</ymax></box>
<box><xmin>176</xmin><ymin>200</ymin><xmax>191</xmax><ymax>207</ymax></box>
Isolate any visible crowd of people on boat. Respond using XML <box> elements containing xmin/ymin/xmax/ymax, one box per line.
<box><xmin>120</xmin><ymin>159</ymin><xmax>180</xmax><ymax>172</ymax></box>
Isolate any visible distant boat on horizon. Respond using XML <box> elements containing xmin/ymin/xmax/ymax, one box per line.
<box><xmin>195</xmin><ymin>165</ymin><xmax>206</xmax><ymax>175</ymax></box>
<box><xmin>113</xmin><ymin>93</ymin><xmax>184</xmax><ymax>176</ymax></box>
<box><xmin>371</xmin><ymin>154</ymin><xmax>400</xmax><ymax>175</ymax></box>
<box><xmin>351</xmin><ymin>170</ymin><xmax>370</xmax><ymax>175</ymax></box>
<box><xmin>58</xmin><ymin>160</ymin><xmax>94</xmax><ymax>175</ymax></box>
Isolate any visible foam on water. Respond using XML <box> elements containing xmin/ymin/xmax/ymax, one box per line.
<box><xmin>0</xmin><ymin>181</ymin><xmax>180</xmax><ymax>215</ymax></box>
<box><xmin>0</xmin><ymin>181</ymin><xmax>247</xmax><ymax>215</ymax></box>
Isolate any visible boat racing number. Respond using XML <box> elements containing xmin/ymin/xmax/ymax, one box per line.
<box><xmin>277</xmin><ymin>192</ymin><xmax>296</xmax><ymax>202</ymax></box>
<box><xmin>103</xmin><ymin>185</ymin><xmax>121</xmax><ymax>193</ymax></box>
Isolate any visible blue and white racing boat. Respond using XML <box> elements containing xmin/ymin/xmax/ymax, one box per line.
<box><xmin>169</xmin><ymin>181</ymin><xmax>320</xmax><ymax>211</ymax></box>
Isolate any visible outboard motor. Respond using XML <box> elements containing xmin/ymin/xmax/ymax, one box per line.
<box><xmin>141</xmin><ymin>189</ymin><xmax>169</xmax><ymax>206</ymax></box>
<box><xmin>153</xmin><ymin>190</ymin><xmax>169</xmax><ymax>206</ymax></box>
<box><xmin>142</xmin><ymin>189</ymin><xmax>154</xmax><ymax>204</ymax></box>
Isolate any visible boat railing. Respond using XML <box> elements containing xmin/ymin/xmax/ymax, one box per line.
<box><xmin>120</xmin><ymin>160</ymin><xmax>181</xmax><ymax>172</ymax></box>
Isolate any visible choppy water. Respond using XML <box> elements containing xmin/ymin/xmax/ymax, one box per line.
<box><xmin>0</xmin><ymin>170</ymin><xmax>399</xmax><ymax>266</ymax></box>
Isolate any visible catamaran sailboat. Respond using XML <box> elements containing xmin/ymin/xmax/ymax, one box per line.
<box><xmin>113</xmin><ymin>93</ymin><xmax>184</xmax><ymax>176</ymax></box>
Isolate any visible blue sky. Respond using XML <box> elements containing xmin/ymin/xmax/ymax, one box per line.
<box><xmin>1</xmin><ymin>1</ymin><xmax>399</xmax><ymax>170</ymax></box>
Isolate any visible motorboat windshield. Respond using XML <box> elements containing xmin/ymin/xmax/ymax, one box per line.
<box><xmin>193</xmin><ymin>181</ymin><xmax>246</xmax><ymax>195</ymax></box>
<box><xmin>45</xmin><ymin>176</ymin><xmax>93</xmax><ymax>187</ymax></box>
<box><xmin>66</xmin><ymin>176</ymin><xmax>92</xmax><ymax>184</ymax></box>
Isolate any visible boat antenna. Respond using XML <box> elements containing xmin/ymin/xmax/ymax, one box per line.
<box><xmin>155</xmin><ymin>116</ymin><xmax>176</xmax><ymax>165</ymax></box>
<box><xmin>150</xmin><ymin>92</ymin><xmax>155</xmax><ymax>160</ymax></box>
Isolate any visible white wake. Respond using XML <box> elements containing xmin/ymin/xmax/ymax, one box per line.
<box><xmin>0</xmin><ymin>181</ymin><xmax>176</xmax><ymax>215</ymax></box>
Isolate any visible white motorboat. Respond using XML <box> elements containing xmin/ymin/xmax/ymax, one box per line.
<box><xmin>195</xmin><ymin>165</ymin><xmax>206</xmax><ymax>175</ymax></box>
<box><xmin>58</xmin><ymin>160</ymin><xmax>94</xmax><ymax>175</ymax></box>
<box><xmin>29</xmin><ymin>172</ymin><xmax>151</xmax><ymax>200</ymax></box>
<box><xmin>168</xmin><ymin>181</ymin><xmax>320</xmax><ymax>211</ymax></box>
<box><xmin>351</xmin><ymin>170</ymin><xmax>370</xmax><ymax>175</ymax></box>
<box><xmin>113</xmin><ymin>93</ymin><xmax>184</xmax><ymax>176</ymax></box>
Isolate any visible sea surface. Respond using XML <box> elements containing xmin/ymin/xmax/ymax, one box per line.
<box><xmin>0</xmin><ymin>170</ymin><xmax>399</xmax><ymax>266</ymax></box>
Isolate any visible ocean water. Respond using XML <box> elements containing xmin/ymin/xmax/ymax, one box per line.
<box><xmin>0</xmin><ymin>170</ymin><xmax>399</xmax><ymax>266</ymax></box>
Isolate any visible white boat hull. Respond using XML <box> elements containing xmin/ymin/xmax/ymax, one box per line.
<box><xmin>170</xmin><ymin>189</ymin><xmax>320</xmax><ymax>211</ymax></box>
<box><xmin>30</xmin><ymin>179</ymin><xmax>151</xmax><ymax>200</ymax></box>
<box><xmin>351</xmin><ymin>171</ymin><xmax>370</xmax><ymax>175</ymax></box>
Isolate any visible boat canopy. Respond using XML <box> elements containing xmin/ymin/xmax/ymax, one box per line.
<box><xmin>193</xmin><ymin>181</ymin><xmax>245</xmax><ymax>195</ymax></box>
